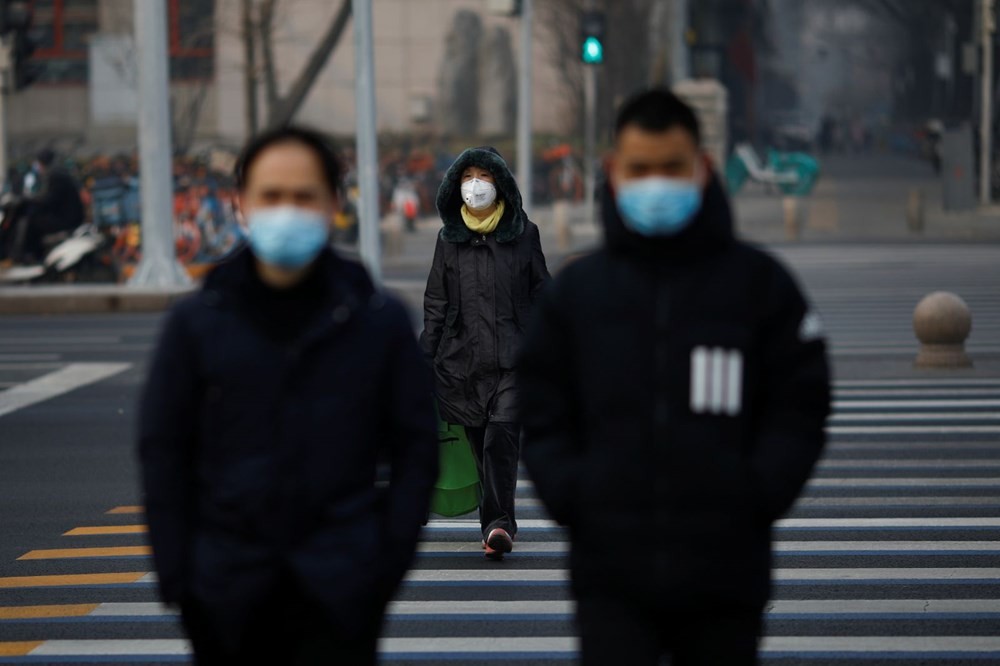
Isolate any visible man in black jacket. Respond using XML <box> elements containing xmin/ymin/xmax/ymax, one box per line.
<box><xmin>518</xmin><ymin>90</ymin><xmax>831</xmax><ymax>665</ymax></box>
<box><xmin>138</xmin><ymin>126</ymin><xmax>438</xmax><ymax>665</ymax></box>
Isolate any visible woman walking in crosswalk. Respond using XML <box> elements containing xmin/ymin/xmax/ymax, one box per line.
<box><xmin>421</xmin><ymin>146</ymin><xmax>550</xmax><ymax>560</ymax></box>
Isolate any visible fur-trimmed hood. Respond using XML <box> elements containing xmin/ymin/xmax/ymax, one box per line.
<box><xmin>435</xmin><ymin>146</ymin><xmax>526</xmax><ymax>244</ymax></box>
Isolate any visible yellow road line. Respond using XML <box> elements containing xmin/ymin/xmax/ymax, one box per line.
<box><xmin>0</xmin><ymin>604</ymin><xmax>98</xmax><ymax>619</ymax></box>
<box><xmin>0</xmin><ymin>642</ymin><xmax>43</xmax><ymax>656</ymax></box>
<box><xmin>19</xmin><ymin>546</ymin><xmax>151</xmax><ymax>560</ymax></box>
<box><xmin>64</xmin><ymin>525</ymin><xmax>148</xmax><ymax>536</ymax></box>
<box><xmin>107</xmin><ymin>506</ymin><xmax>144</xmax><ymax>515</ymax></box>
<box><xmin>0</xmin><ymin>572</ymin><xmax>147</xmax><ymax>588</ymax></box>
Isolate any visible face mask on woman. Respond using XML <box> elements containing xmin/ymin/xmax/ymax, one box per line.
<box><xmin>615</xmin><ymin>173</ymin><xmax>703</xmax><ymax>237</ymax></box>
<box><xmin>247</xmin><ymin>205</ymin><xmax>330</xmax><ymax>269</ymax></box>
<box><xmin>461</xmin><ymin>178</ymin><xmax>498</xmax><ymax>211</ymax></box>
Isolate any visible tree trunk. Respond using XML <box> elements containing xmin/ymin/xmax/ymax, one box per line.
<box><xmin>265</xmin><ymin>0</ymin><xmax>352</xmax><ymax>129</ymax></box>
<box><xmin>259</xmin><ymin>0</ymin><xmax>280</xmax><ymax>110</ymax></box>
<box><xmin>173</xmin><ymin>83</ymin><xmax>212</xmax><ymax>155</ymax></box>
<box><xmin>242</xmin><ymin>0</ymin><xmax>259</xmax><ymax>137</ymax></box>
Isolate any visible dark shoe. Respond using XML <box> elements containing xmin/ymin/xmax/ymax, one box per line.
<box><xmin>484</xmin><ymin>528</ymin><xmax>513</xmax><ymax>561</ymax></box>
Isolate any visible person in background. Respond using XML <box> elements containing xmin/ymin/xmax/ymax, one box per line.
<box><xmin>392</xmin><ymin>176</ymin><xmax>421</xmax><ymax>233</ymax></box>
<box><xmin>518</xmin><ymin>89</ymin><xmax>831</xmax><ymax>665</ymax></box>
<box><xmin>421</xmin><ymin>146</ymin><xmax>549</xmax><ymax>560</ymax></box>
<box><xmin>3</xmin><ymin>149</ymin><xmax>85</xmax><ymax>264</ymax></box>
<box><xmin>139</xmin><ymin>125</ymin><xmax>438</xmax><ymax>665</ymax></box>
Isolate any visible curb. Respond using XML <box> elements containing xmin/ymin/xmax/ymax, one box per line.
<box><xmin>0</xmin><ymin>287</ymin><xmax>195</xmax><ymax>315</ymax></box>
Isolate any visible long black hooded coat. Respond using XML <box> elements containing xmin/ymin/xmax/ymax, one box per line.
<box><xmin>421</xmin><ymin>147</ymin><xmax>549</xmax><ymax>427</ymax></box>
<box><xmin>518</xmin><ymin>172</ymin><xmax>831</xmax><ymax>612</ymax></box>
<box><xmin>138</xmin><ymin>248</ymin><xmax>438</xmax><ymax>644</ymax></box>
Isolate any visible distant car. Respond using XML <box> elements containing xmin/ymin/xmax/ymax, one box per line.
<box><xmin>769</xmin><ymin>112</ymin><xmax>816</xmax><ymax>152</ymax></box>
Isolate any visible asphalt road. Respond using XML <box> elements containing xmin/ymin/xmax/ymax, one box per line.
<box><xmin>1</xmin><ymin>243</ymin><xmax>999</xmax><ymax>664</ymax></box>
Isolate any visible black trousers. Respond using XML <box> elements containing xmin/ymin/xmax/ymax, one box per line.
<box><xmin>465</xmin><ymin>422</ymin><xmax>520</xmax><ymax>539</ymax></box>
<box><xmin>181</xmin><ymin>585</ymin><xmax>380</xmax><ymax>666</ymax></box>
<box><xmin>576</xmin><ymin>594</ymin><xmax>763</xmax><ymax>666</ymax></box>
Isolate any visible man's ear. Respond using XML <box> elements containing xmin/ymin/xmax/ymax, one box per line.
<box><xmin>328</xmin><ymin>193</ymin><xmax>341</xmax><ymax>226</ymax></box>
<box><xmin>234</xmin><ymin>195</ymin><xmax>247</xmax><ymax>227</ymax></box>
<box><xmin>697</xmin><ymin>152</ymin><xmax>713</xmax><ymax>189</ymax></box>
<box><xmin>605</xmin><ymin>155</ymin><xmax>620</xmax><ymax>190</ymax></box>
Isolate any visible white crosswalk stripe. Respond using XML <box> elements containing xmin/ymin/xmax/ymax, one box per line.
<box><xmin>1</xmin><ymin>245</ymin><xmax>1000</xmax><ymax>664</ymax></box>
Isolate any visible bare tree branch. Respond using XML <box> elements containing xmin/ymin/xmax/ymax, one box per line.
<box><xmin>173</xmin><ymin>83</ymin><xmax>212</xmax><ymax>155</ymax></box>
<box><xmin>259</xmin><ymin>0</ymin><xmax>280</xmax><ymax>110</ymax></box>
<box><xmin>242</xmin><ymin>0</ymin><xmax>259</xmax><ymax>135</ymax></box>
<box><xmin>265</xmin><ymin>0</ymin><xmax>352</xmax><ymax>129</ymax></box>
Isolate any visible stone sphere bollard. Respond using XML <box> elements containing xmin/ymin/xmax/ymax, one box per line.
<box><xmin>913</xmin><ymin>291</ymin><xmax>973</xmax><ymax>368</ymax></box>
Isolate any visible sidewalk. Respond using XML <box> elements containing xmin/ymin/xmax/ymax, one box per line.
<box><xmin>3</xmin><ymin>153</ymin><xmax>997</xmax><ymax>315</ymax></box>
<box><xmin>733</xmin><ymin>154</ymin><xmax>1000</xmax><ymax>244</ymax></box>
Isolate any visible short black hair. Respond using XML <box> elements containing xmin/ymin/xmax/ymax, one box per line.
<box><xmin>614</xmin><ymin>88</ymin><xmax>701</xmax><ymax>144</ymax></box>
<box><xmin>36</xmin><ymin>148</ymin><xmax>56</xmax><ymax>167</ymax></box>
<box><xmin>235</xmin><ymin>125</ymin><xmax>343</xmax><ymax>193</ymax></box>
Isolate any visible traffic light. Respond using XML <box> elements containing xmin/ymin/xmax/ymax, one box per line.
<box><xmin>0</xmin><ymin>0</ymin><xmax>42</xmax><ymax>91</ymax></box>
<box><xmin>580</xmin><ymin>10</ymin><xmax>606</xmax><ymax>65</ymax></box>
<box><xmin>11</xmin><ymin>26</ymin><xmax>41</xmax><ymax>90</ymax></box>
<box><xmin>0</xmin><ymin>1</ymin><xmax>30</xmax><ymax>38</ymax></box>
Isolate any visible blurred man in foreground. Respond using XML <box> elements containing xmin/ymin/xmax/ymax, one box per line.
<box><xmin>138</xmin><ymin>126</ymin><xmax>438</xmax><ymax>665</ymax></box>
<box><xmin>518</xmin><ymin>89</ymin><xmax>831</xmax><ymax>665</ymax></box>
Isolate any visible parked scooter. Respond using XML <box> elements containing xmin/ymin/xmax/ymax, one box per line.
<box><xmin>0</xmin><ymin>209</ymin><xmax>118</xmax><ymax>284</ymax></box>
<box><xmin>725</xmin><ymin>143</ymin><xmax>820</xmax><ymax>196</ymax></box>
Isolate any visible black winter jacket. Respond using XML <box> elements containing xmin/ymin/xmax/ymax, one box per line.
<box><xmin>421</xmin><ymin>147</ymin><xmax>549</xmax><ymax>427</ymax></box>
<box><xmin>518</xmin><ymin>174</ymin><xmax>831</xmax><ymax>611</ymax></box>
<box><xmin>138</xmin><ymin>248</ymin><xmax>438</xmax><ymax>640</ymax></box>
<box><xmin>35</xmin><ymin>168</ymin><xmax>85</xmax><ymax>233</ymax></box>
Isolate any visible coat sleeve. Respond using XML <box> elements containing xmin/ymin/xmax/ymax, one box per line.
<box><xmin>137</xmin><ymin>303</ymin><xmax>201</xmax><ymax>605</ymax></box>
<box><xmin>528</xmin><ymin>223</ymin><xmax>551</xmax><ymax>304</ymax></box>
<box><xmin>747</xmin><ymin>264</ymin><xmax>831</xmax><ymax>524</ymax></box>
<box><xmin>378</xmin><ymin>300</ymin><xmax>439</xmax><ymax>588</ymax></box>
<box><xmin>419</xmin><ymin>235</ymin><xmax>449</xmax><ymax>362</ymax></box>
<box><xmin>517</xmin><ymin>281</ymin><xmax>583</xmax><ymax>527</ymax></box>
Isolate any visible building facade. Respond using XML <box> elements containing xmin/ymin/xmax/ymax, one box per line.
<box><xmin>8</xmin><ymin>0</ymin><xmax>571</xmax><ymax>159</ymax></box>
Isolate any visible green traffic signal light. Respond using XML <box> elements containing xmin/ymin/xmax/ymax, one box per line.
<box><xmin>582</xmin><ymin>36</ymin><xmax>603</xmax><ymax>64</ymax></box>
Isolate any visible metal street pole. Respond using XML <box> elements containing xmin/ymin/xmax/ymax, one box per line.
<box><xmin>670</xmin><ymin>0</ymin><xmax>690</xmax><ymax>84</ymax></box>
<box><xmin>517</xmin><ymin>0</ymin><xmax>533</xmax><ymax>217</ymax></box>
<box><xmin>583</xmin><ymin>63</ymin><xmax>597</xmax><ymax>226</ymax></box>
<box><xmin>242</xmin><ymin>0</ymin><xmax>258</xmax><ymax>136</ymax></box>
<box><xmin>352</xmin><ymin>0</ymin><xmax>381</xmax><ymax>283</ymax></box>
<box><xmin>0</xmin><ymin>38</ymin><xmax>9</xmax><ymax>183</ymax></box>
<box><xmin>980</xmin><ymin>0</ymin><xmax>995</xmax><ymax>205</ymax></box>
<box><xmin>129</xmin><ymin>0</ymin><xmax>189</xmax><ymax>287</ymax></box>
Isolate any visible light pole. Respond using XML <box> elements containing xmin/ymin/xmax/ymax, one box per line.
<box><xmin>517</xmin><ymin>0</ymin><xmax>533</xmax><ymax>217</ymax></box>
<box><xmin>129</xmin><ymin>0</ymin><xmax>189</xmax><ymax>287</ymax></box>
<box><xmin>980</xmin><ymin>0</ymin><xmax>995</xmax><ymax>206</ymax></box>
<box><xmin>352</xmin><ymin>0</ymin><xmax>381</xmax><ymax>283</ymax></box>
<box><xmin>670</xmin><ymin>0</ymin><xmax>690</xmax><ymax>84</ymax></box>
<box><xmin>580</xmin><ymin>7</ymin><xmax>604</xmax><ymax>226</ymax></box>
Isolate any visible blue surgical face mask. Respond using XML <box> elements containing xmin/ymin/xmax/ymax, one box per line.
<box><xmin>246</xmin><ymin>205</ymin><xmax>330</xmax><ymax>269</ymax></box>
<box><xmin>616</xmin><ymin>175</ymin><xmax>703</xmax><ymax>237</ymax></box>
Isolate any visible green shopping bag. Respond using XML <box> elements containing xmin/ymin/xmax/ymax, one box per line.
<box><xmin>430</xmin><ymin>413</ymin><xmax>481</xmax><ymax>517</ymax></box>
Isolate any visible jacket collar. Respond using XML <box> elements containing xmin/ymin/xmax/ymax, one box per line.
<box><xmin>601</xmin><ymin>169</ymin><xmax>736</xmax><ymax>263</ymax></box>
<box><xmin>201</xmin><ymin>246</ymin><xmax>375</xmax><ymax>322</ymax></box>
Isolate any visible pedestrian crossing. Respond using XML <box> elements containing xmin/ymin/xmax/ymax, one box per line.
<box><xmin>0</xmin><ymin>378</ymin><xmax>998</xmax><ymax>664</ymax></box>
<box><xmin>2</xmin><ymin>244</ymin><xmax>1000</xmax><ymax>663</ymax></box>
<box><xmin>772</xmin><ymin>245</ymin><xmax>1000</xmax><ymax>357</ymax></box>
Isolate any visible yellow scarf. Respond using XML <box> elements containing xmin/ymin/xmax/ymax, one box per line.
<box><xmin>461</xmin><ymin>200</ymin><xmax>505</xmax><ymax>235</ymax></box>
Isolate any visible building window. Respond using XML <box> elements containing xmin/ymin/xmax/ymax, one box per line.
<box><xmin>27</xmin><ymin>0</ymin><xmax>214</xmax><ymax>85</ymax></box>
<box><xmin>169</xmin><ymin>0</ymin><xmax>215</xmax><ymax>80</ymax></box>
<box><xmin>30</xmin><ymin>0</ymin><xmax>98</xmax><ymax>85</ymax></box>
